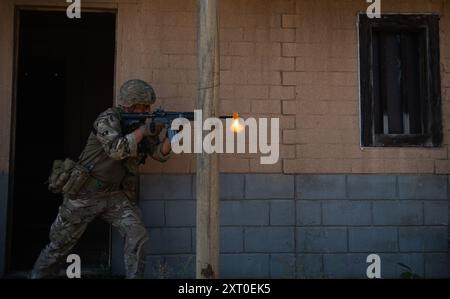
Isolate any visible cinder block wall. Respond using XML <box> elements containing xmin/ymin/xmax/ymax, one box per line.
<box><xmin>110</xmin><ymin>174</ymin><xmax>449</xmax><ymax>278</ymax></box>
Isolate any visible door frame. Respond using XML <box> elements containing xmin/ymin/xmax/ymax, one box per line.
<box><xmin>3</xmin><ymin>5</ymin><xmax>118</xmax><ymax>276</ymax></box>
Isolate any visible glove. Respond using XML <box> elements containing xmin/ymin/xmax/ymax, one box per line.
<box><xmin>139</xmin><ymin>120</ymin><xmax>165</xmax><ymax>136</ymax></box>
<box><xmin>167</xmin><ymin>129</ymin><xmax>178</xmax><ymax>143</ymax></box>
<box><xmin>166</xmin><ymin>124</ymin><xmax>183</xmax><ymax>143</ymax></box>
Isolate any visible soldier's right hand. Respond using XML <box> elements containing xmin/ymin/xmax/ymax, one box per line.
<box><xmin>139</xmin><ymin>120</ymin><xmax>164</xmax><ymax>137</ymax></box>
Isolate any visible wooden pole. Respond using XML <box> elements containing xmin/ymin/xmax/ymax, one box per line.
<box><xmin>196</xmin><ymin>0</ymin><xmax>220</xmax><ymax>279</ymax></box>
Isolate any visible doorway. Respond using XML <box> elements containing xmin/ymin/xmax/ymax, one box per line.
<box><xmin>9</xmin><ymin>9</ymin><xmax>116</xmax><ymax>274</ymax></box>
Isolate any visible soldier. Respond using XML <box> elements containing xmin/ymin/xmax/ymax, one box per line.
<box><xmin>30</xmin><ymin>79</ymin><xmax>173</xmax><ymax>279</ymax></box>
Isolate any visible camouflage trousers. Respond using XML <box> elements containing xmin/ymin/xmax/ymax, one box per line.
<box><xmin>30</xmin><ymin>191</ymin><xmax>149</xmax><ymax>279</ymax></box>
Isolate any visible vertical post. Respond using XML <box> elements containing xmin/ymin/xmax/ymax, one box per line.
<box><xmin>196</xmin><ymin>0</ymin><xmax>220</xmax><ymax>279</ymax></box>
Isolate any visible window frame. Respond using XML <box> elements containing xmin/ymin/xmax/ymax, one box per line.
<box><xmin>358</xmin><ymin>13</ymin><xmax>443</xmax><ymax>148</ymax></box>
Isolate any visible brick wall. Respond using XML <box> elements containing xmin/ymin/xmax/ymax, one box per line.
<box><xmin>1</xmin><ymin>0</ymin><xmax>450</xmax><ymax>172</ymax></box>
<box><xmin>111</xmin><ymin>174</ymin><xmax>449</xmax><ymax>278</ymax></box>
<box><xmin>109</xmin><ymin>0</ymin><xmax>450</xmax><ymax>175</ymax></box>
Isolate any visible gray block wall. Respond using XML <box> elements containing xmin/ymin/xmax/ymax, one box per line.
<box><xmin>112</xmin><ymin>174</ymin><xmax>450</xmax><ymax>279</ymax></box>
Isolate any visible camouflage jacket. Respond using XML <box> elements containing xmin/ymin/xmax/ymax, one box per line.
<box><xmin>77</xmin><ymin>107</ymin><xmax>172</xmax><ymax>197</ymax></box>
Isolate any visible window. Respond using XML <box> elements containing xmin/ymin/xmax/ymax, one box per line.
<box><xmin>358</xmin><ymin>14</ymin><xmax>442</xmax><ymax>147</ymax></box>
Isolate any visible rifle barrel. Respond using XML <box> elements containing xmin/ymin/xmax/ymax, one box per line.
<box><xmin>121</xmin><ymin>112</ymin><xmax>233</xmax><ymax>120</ymax></box>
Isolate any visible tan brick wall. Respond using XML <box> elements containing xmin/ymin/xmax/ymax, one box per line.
<box><xmin>1</xmin><ymin>0</ymin><xmax>450</xmax><ymax>174</ymax></box>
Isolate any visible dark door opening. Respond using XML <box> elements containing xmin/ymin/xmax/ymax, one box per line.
<box><xmin>9</xmin><ymin>10</ymin><xmax>116</xmax><ymax>273</ymax></box>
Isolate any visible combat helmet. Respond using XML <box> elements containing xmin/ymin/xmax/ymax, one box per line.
<box><xmin>118</xmin><ymin>79</ymin><xmax>156</xmax><ymax>107</ymax></box>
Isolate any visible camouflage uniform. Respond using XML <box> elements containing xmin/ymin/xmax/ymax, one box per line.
<box><xmin>30</xmin><ymin>105</ymin><xmax>172</xmax><ymax>279</ymax></box>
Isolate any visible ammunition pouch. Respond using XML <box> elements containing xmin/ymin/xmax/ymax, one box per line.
<box><xmin>62</xmin><ymin>164</ymin><xmax>91</xmax><ymax>196</ymax></box>
<box><xmin>48</xmin><ymin>159</ymin><xmax>76</xmax><ymax>194</ymax></box>
<box><xmin>48</xmin><ymin>159</ymin><xmax>90</xmax><ymax>196</ymax></box>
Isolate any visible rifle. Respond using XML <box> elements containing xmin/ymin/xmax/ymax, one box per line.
<box><xmin>121</xmin><ymin>108</ymin><xmax>232</xmax><ymax>137</ymax></box>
